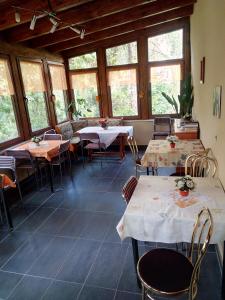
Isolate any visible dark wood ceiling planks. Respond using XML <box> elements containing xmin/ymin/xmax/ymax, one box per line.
<box><xmin>0</xmin><ymin>0</ymin><xmax>197</xmax><ymax>56</ymax></box>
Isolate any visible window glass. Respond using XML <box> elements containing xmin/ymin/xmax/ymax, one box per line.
<box><xmin>148</xmin><ymin>29</ymin><xmax>183</xmax><ymax>62</ymax></box>
<box><xmin>108</xmin><ymin>69</ymin><xmax>138</xmax><ymax>116</ymax></box>
<box><xmin>150</xmin><ymin>64</ymin><xmax>181</xmax><ymax>115</ymax></box>
<box><xmin>69</xmin><ymin>52</ymin><xmax>97</xmax><ymax>70</ymax></box>
<box><xmin>106</xmin><ymin>42</ymin><xmax>138</xmax><ymax>66</ymax></box>
<box><xmin>49</xmin><ymin>65</ymin><xmax>68</xmax><ymax>123</ymax></box>
<box><xmin>71</xmin><ymin>72</ymin><xmax>100</xmax><ymax>117</ymax></box>
<box><xmin>0</xmin><ymin>58</ymin><xmax>19</xmax><ymax>142</ymax></box>
<box><xmin>20</xmin><ymin>61</ymin><xmax>49</xmax><ymax>132</ymax></box>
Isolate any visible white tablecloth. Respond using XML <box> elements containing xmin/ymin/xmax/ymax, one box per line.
<box><xmin>117</xmin><ymin>176</ymin><xmax>225</xmax><ymax>244</ymax></box>
<box><xmin>77</xmin><ymin>126</ymin><xmax>133</xmax><ymax>148</ymax></box>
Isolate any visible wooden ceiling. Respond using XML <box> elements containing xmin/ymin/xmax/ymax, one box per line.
<box><xmin>0</xmin><ymin>0</ymin><xmax>197</xmax><ymax>57</ymax></box>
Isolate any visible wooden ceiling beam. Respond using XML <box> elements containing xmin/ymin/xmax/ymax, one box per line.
<box><xmin>48</xmin><ymin>5</ymin><xmax>193</xmax><ymax>53</ymax></box>
<box><xmin>0</xmin><ymin>0</ymin><xmax>92</xmax><ymax>31</ymax></box>
<box><xmin>29</xmin><ymin>0</ymin><xmax>196</xmax><ymax>49</ymax></box>
<box><xmin>4</xmin><ymin>0</ymin><xmax>149</xmax><ymax>43</ymax></box>
<box><xmin>62</xmin><ymin>17</ymin><xmax>189</xmax><ymax>58</ymax></box>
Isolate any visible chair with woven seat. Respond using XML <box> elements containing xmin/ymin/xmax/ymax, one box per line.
<box><xmin>153</xmin><ymin>117</ymin><xmax>171</xmax><ymax>140</ymax></box>
<box><xmin>137</xmin><ymin>207</ymin><xmax>213</xmax><ymax>300</ymax></box>
<box><xmin>43</xmin><ymin>134</ymin><xmax>62</xmax><ymax>141</ymax></box>
<box><xmin>127</xmin><ymin>136</ymin><xmax>150</xmax><ymax>177</ymax></box>
<box><xmin>0</xmin><ymin>156</ymin><xmax>23</xmax><ymax>229</ymax></box>
<box><xmin>122</xmin><ymin>176</ymin><xmax>138</xmax><ymax>204</ymax></box>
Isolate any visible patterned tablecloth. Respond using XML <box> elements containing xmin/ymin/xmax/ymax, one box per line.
<box><xmin>117</xmin><ymin>176</ymin><xmax>225</xmax><ymax>244</ymax></box>
<box><xmin>77</xmin><ymin>126</ymin><xmax>133</xmax><ymax>148</ymax></box>
<box><xmin>13</xmin><ymin>140</ymin><xmax>69</xmax><ymax>161</ymax></box>
<box><xmin>141</xmin><ymin>139</ymin><xmax>205</xmax><ymax>168</ymax></box>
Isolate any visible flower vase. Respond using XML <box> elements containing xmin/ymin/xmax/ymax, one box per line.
<box><xmin>179</xmin><ymin>190</ymin><xmax>189</xmax><ymax>197</ymax></box>
<box><xmin>170</xmin><ymin>142</ymin><xmax>176</xmax><ymax>149</ymax></box>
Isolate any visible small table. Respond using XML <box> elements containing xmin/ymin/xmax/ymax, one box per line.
<box><xmin>76</xmin><ymin>126</ymin><xmax>133</xmax><ymax>160</ymax></box>
<box><xmin>173</xmin><ymin>118</ymin><xmax>199</xmax><ymax>139</ymax></box>
<box><xmin>117</xmin><ymin>175</ymin><xmax>225</xmax><ymax>298</ymax></box>
<box><xmin>13</xmin><ymin>140</ymin><xmax>69</xmax><ymax>192</ymax></box>
<box><xmin>141</xmin><ymin>139</ymin><xmax>205</xmax><ymax>170</ymax></box>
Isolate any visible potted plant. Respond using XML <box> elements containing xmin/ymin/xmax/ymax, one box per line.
<box><xmin>166</xmin><ymin>135</ymin><xmax>178</xmax><ymax>148</ymax></box>
<box><xmin>175</xmin><ymin>175</ymin><xmax>195</xmax><ymax>196</ymax></box>
<box><xmin>99</xmin><ymin>118</ymin><xmax>108</xmax><ymax>129</ymax></box>
<box><xmin>31</xmin><ymin>136</ymin><xmax>42</xmax><ymax>146</ymax></box>
<box><xmin>67</xmin><ymin>98</ymin><xmax>92</xmax><ymax>120</ymax></box>
<box><xmin>161</xmin><ymin>74</ymin><xmax>194</xmax><ymax>120</ymax></box>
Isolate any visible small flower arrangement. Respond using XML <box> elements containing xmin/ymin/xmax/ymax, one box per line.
<box><xmin>166</xmin><ymin>135</ymin><xmax>178</xmax><ymax>148</ymax></box>
<box><xmin>175</xmin><ymin>175</ymin><xmax>195</xmax><ymax>196</ymax></box>
<box><xmin>31</xmin><ymin>136</ymin><xmax>42</xmax><ymax>146</ymax></box>
<box><xmin>99</xmin><ymin>118</ymin><xmax>108</xmax><ymax>129</ymax></box>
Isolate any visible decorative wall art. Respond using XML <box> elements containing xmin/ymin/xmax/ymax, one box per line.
<box><xmin>213</xmin><ymin>85</ymin><xmax>222</xmax><ymax>118</ymax></box>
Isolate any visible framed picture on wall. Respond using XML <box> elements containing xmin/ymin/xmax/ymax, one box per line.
<box><xmin>213</xmin><ymin>85</ymin><xmax>222</xmax><ymax>118</ymax></box>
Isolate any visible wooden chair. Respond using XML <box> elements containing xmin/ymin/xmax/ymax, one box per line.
<box><xmin>127</xmin><ymin>136</ymin><xmax>150</xmax><ymax>177</ymax></box>
<box><xmin>185</xmin><ymin>153</ymin><xmax>218</xmax><ymax>178</ymax></box>
<box><xmin>122</xmin><ymin>176</ymin><xmax>138</xmax><ymax>204</ymax></box>
<box><xmin>137</xmin><ymin>208</ymin><xmax>213</xmax><ymax>300</ymax></box>
<box><xmin>44</xmin><ymin>129</ymin><xmax>56</xmax><ymax>135</ymax></box>
<box><xmin>153</xmin><ymin>117</ymin><xmax>171</xmax><ymax>140</ymax></box>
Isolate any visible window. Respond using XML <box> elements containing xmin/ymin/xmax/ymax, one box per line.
<box><xmin>148</xmin><ymin>29</ymin><xmax>183</xmax><ymax>115</ymax></box>
<box><xmin>69</xmin><ymin>52</ymin><xmax>100</xmax><ymax>118</ymax></box>
<box><xmin>20</xmin><ymin>61</ymin><xmax>49</xmax><ymax>132</ymax></box>
<box><xmin>106</xmin><ymin>42</ymin><xmax>139</xmax><ymax>117</ymax></box>
<box><xmin>71</xmin><ymin>72</ymin><xmax>100</xmax><ymax>117</ymax></box>
<box><xmin>0</xmin><ymin>58</ymin><xmax>19</xmax><ymax>142</ymax></box>
<box><xmin>106</xmin><ymin>42</ymin><xmax>137</xmax><ymax>66</ymax></box>
<box><xmin>49</xmin><ymin>64</ymin><xmax>68</xmax><ymax>123</ymax></box>
<box><xmin>108</xmin><ymin>69</ymin><xmax>138</xmax><ymax>117</ymax></box>
<box><xmin>69</xmin><ymin>52</ymin><xmax>97</xmax><ymax>70</ymax></box>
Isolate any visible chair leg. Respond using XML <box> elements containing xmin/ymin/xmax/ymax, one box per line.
<box><xmin>59</xmin><ymin>163</ymin><xmax>63</xmax><ymax>186</ymax></box>
<box><xmin>0</xmin><ymin>189</ymin><xmax>13</xmax><ymax>230</ymax></box>
<box><xmin>146</xmin><ymin>167</ymin><xmax>149</xmax><ymax>175</ymax></box>
<box><xmin>16</xmin><ymin>178</ymin><xmax>23</xmax><ymax>206</ymax></box>
<box><xmin>142</xmin><ymin>286</ymin><xmax>146</xmax><ymax>300</ymax></box>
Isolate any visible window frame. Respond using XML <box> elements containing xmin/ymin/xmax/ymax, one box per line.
<box><xmin>0</xmin><ymin>54</ymin><xmax>24</xmax><ymax>149</ymax></box>
<box><xmin>106</xmin><ymin>63</ymin><xmax>140</xmax><ymax>119</ymax></box>
<box><xmin>18</xmin><ymin>57</ymin><xmax>51</xmax><ymax>136</ymax></box>
<box><xmin>69</xmin><ymin>67</ymin><xmax>102</xmax><ymax>119</ymax></box>
<box><xmin>148</xmin><ymin>28</ymin><xmax>185</xmax><ymax>118</ymax></box>
<box><xmin>48</xmin><ymin>61</ymin><xmax>69</xmax><ymax>124</ymax></box>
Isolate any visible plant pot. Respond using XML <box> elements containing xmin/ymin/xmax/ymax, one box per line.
<box><xmin>170</xmin><ymin>142</ymin><xmax>176</xmax><ymax>149</ymax></box>
<box><xmin>179</xmin><ymin>190</ymin><xmax>189</xmax><ymax>197</ymax></box>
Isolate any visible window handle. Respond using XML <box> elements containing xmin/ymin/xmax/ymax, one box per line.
<box><xmin>24</xmin><ymin>97</ymin><xmax>29</xmax><ymax>102</ymax></box>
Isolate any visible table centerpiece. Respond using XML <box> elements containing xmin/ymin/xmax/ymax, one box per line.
<box><xmin>175</xmin><ymin>175</ymin><xmax>195</xmax><ymax>196</ymax></box>
<box><xmin>166</xmin><ymin>135</ymin><xmax>178</xmax><ymax>148</ymax></box>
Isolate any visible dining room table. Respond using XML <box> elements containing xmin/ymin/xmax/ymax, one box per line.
<box><xmin>13</xmin><ymin>140</ymin><xmax>69</xmax><ymax>193</ymax></box>
<box><xmin>117</xmin><ymin>175</ymin><xmax>225</xmax><ymax>298</ymax></box>
<box><xmin>141</xmin><ymin>139</ymin><xmax>205</xmax><ymax>174</ymax></box>
<box><xmin>76</xmin><ymin>125</ymin><xmax>133</xmax><ymax>160</ymax></box>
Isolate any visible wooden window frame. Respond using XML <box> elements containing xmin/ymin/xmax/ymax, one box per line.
<box><xmin>69</xmin><ymin>68</ymin><xmax>102</xmax><ymax>119</ymax></box>
<box><xmin>106</xmin><ymin>64</ymin><xmax>140</xmax><ymax>120</ymax></box>
<box><xmin>17</xmin><ymin>57</ymin><xmax>52</xmax><ymax>136</ymax></box>
<box><xmin>0</xmin><ymin>54</ymin><xmax>24</xmax><ymax>150</ymax></box>
<box><xmin>47</xmin><ymin>61</ymin><xmax>69</xmax><ymax>124</ymax></box>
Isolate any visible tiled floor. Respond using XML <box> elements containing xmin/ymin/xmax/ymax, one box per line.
<box><xmin>0</xmin><ymin>153</ymin><xmax>222</xmax><ymax>299</ymax></box>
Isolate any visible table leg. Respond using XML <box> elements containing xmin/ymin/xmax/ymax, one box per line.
<box><xmin>119</xmin><ymin>136</ymin><xmax>124</xmax><ymax>160</ymax></box>
<box><xmin>131</xmin><ymin>238</ymin><xmax>141</xmax><ymax>288</ymax></box>
<box><xmin>222</xmin><ymin>241</ymin><xmax>225</xmax><ymax>299</ymax></box>
<box><xmin>0</xmin><ymin>190</ymin><xmax>13</xmax><ymax>230</ymax></box>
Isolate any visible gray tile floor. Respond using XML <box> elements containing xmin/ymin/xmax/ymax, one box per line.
<box><xmin>0</xmin><ymin>153</ymin><xmax>222</xmax><ymax>299</ymax></box>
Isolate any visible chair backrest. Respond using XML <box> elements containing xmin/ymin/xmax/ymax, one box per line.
<box><xmin>6</xmin><ymin>149</ymin><xmax>32</xmax><ymax>161</ymax></box>
<box><xmin>122</xmin><ymin>176</ymin><xmax>138</xmax><ymax>204</ymax></box>
<box><xmin>79</xmin><ymin>132</ymin><xmax>100</xmax><ymax>142</ymax></box>
<box><xmin>188</xmin><ymin>208</ymin><xmax>213</xmax><ymax>299</ymax></box>
<box><xmin>185</xmin><ymin>154</ymin><xmax>218</xmax><ymax>178</ymax></box>
<box><xmin>0</xmin><ymin>156</ymin><xmax>16</xmax><ymax>181</ymax></box>
<box><xmin>154</xmin><ymin>117</ymin><xmax>171</xmax><ymax>132</ymax></box>
<box><xmin>44</xmin><ymin>129</ymin><xmax>56</xmax><ymax>135</ymax></box>
<box><xmin>59</xmin><ymin>141</ymin><xmax>70</xmax><ymax>153</ymax></box>
<box><xmin>43</xmin><ymin>134</ymin><xmax>62</xmax><ymax>141</ymax></box>
<box><xmin>127</xmin><ymin>136</ymin><xmax>139</xmax><ymax>161</ymax></box>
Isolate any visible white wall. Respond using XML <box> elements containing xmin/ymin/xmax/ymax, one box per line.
<box><xmin>124</xmin><ymin>120</ymin><xmax>154</xmax><ymax>145</ymax></box>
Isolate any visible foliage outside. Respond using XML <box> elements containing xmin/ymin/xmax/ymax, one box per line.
<box><xmin>106</xmin><ymin>42</ymin><xmax>137</xmax><ymax>66</ymax></box>
<box><xmin>69</xmin><ymin>52</ymin><xmax>97</xmax><ymax>70</ymax></box>
<box><xmin>53</xmin><ymin>90</ymin><xmax>68</xmax><ymax>123</ymax></box>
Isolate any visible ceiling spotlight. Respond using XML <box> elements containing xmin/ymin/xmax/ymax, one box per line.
<box><xmin>30</xmin><ymin>15</ymin><xmax>37</xmax><ymax>30</ymax></box>
<box><xmin>80</xmin><ymin>29</ymin><xmax>85</xmax><ymax>39</ymax></box>
<box><xmin>69</xmin><ymin>26</ymin><xmax>81</xmax><ymax>35</ymax></box>
<box><xmin>49</xmin><ymin>17</ymin><xmax>58</xmax><ymax>33</ymax></box>
<box><xmin>15</xmin><ymin>10</ymin><xmax>21</xmax><ymax>23</ymax></box>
